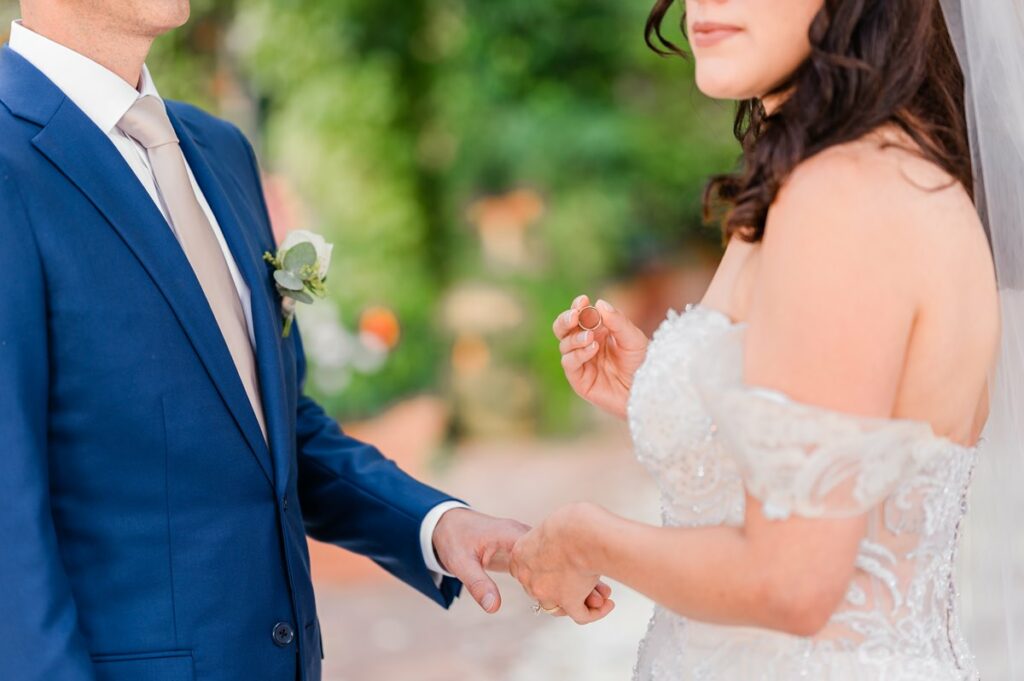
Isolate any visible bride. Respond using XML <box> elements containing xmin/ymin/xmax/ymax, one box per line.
<box><xmin>508</xmin><ymin>0</ymin><xmax>1019</xmax><ymax>678</ymax></box>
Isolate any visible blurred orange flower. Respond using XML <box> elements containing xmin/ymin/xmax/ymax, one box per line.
<box><xmin>359</xmin><ymin>307</ymin><xmax>401</xmax><ymax>349</ymax></box>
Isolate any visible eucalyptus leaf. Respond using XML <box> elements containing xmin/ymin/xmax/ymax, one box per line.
<box><xmin>283</xmin><ymin>242</ymin><xmax>317</xmax><ymax>273</ymax></box>
<box><xmin>282</xmin><ymin>288</ymin><xmax>314</xmax><ymax>305</ymax></box>
<box><xmin>274</xmin><ymin>269</ymin><xmax>304</xmax><ymax>291</ymax></box>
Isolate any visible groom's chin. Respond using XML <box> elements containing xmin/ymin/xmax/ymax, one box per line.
<box><xmin>156</xmin><ymin>0</ymin><xmax>192</xmax><ymax>30</ymax></box>
<box><xmin>128</xmin><ymin>0</ymin><xmax>192</xmax><ymax>35</ymax></box>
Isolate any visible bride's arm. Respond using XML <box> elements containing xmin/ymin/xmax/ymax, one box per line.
<box><xmin>515</xmin><ymin>498</ymin><xmax>865</xmax><ymax>635</ymax></box>
<box><xmin>513</xmin><ymin>150</ymin><xmax>929</xmax><ymax>630</ymax></box>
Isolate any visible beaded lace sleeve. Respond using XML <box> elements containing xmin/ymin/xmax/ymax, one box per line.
<box><xmin>692</xmin><ymin>325</ymin><xmax>947</xmax><ymax>520</ymax></box>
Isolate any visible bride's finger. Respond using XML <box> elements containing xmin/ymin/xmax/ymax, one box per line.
<box><xmin>561</xmin><ymin>599</ymin><xmax>591</xmax><ymax>624</ymax></box>
<box><xmin>570</xmin><ymin>596</ymin><xmax>616</xmax><ymax>625</ymax></box>
<box><xmin>560</xmin><ymin>326</ymin><xmax>611</xmax><ymax>356</ymax></box>
<box><xmin>559</xmin><ymin>329</ymin><xmax>593</xmax><ymax>355</ymax></box>
<box><xmin>552</xmin><ymin>307</ymin><xmax>580</xmax><ymax>339</ymax></box>
<box><xmin>552</xmin><ymin>295</ymin><xmax>591</xmax><ymax>339</ymax></box>
<box><xmin>587</xmin><ymin>598</ymin><xmax>616</xmax><ymax>622</ymax></box>
<box><xmin>585</xmin><ymin>580</ymin><xmax>613</xmax><ymax>609</ymax></box>
<box><xmin>595</xmin><ymin>299</ymin><xmax>647</xmax><ymax>350</ymax></box>
<box><xmin>561</xmin><ymin>341</ymin><xmax>599</xmax><ymax>372</ymax></box>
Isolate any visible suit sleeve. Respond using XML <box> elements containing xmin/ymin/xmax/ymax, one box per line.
<box><xmin>0</xmin><ymin>167</ymin><xmax>97</xmax><ymax>679</ymax></box>
<box><xmin>230</xmin><ymin>126</ymin><xmax>463</xmax><ymax>608</ymax></box>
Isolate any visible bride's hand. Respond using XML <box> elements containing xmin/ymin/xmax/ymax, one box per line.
<box><xmin>554</xmin><ymin>295</ymin><xmax>649</xmax><ymax>418</ymax></box>
<box><xmin>510</xmin><ymin>503</ymin><xmax>616</xmax><ymax>625</ymax></box>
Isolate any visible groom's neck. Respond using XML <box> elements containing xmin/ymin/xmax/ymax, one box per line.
<box><xmin>20</xmin><ymin>9</ymin><xmax>156</xmax><ymax>88</ymax></box>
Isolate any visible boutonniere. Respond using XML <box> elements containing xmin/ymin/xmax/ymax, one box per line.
<box><xmin>263</xmin><ymin>230</ymin><xmax>333</xmax><ymax>337</ymax></box>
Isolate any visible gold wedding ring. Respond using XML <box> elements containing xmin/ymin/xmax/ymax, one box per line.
<box><xmin>532</xmin><ymin>602</ymin><xmax>562</xmax><ymax>615</ymax></box>
<box><xmin>578</xmin><ymin>305</ymin><xmax>603</xmax><ymax>332</ymax></box>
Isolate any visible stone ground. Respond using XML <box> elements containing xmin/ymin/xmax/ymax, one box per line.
<box><xmin>309</xmin><ymin>399</ymin><xmax>660</xmax><ymax>681</ymax></box>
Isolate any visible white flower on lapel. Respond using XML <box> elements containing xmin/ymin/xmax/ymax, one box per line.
<box><xmin>279</xmin><ymin>229</ymin><xmax>333</xmax><ymax>279</ymax></box>
<box><xmin>263</xmin><ymin>230</ymin><xmax>334</xmax><ymax>337</ymax></box>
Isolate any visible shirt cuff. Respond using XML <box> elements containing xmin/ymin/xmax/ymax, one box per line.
<box><xmin>420</xmin><ymin>500</ymin><xmax>470</xmax><ymax>580</ymax></box>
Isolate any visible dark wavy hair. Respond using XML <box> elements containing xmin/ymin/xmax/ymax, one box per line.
<box><xmin>646</xmin><ymin>0</ymin><xmax>970</xmax><ymax>242</ymax></box>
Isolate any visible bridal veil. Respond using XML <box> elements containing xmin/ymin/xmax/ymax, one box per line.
<box><xmin>941</xmin><ymin>1</ymin><xmax>1024</xmax><ymax>678</ymax></box>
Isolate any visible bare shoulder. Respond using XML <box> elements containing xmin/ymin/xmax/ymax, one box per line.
<box><xmin>775</xmin><ymin>131</ymin><xmax>977</xmax><ymax>233</ymax></box>
<box><xmin>736</xmin><ymin>130</ymin><xmax>995</xmax><ymax>418</ymax></box>
<box><xmin>763</xmin><ymin>129</ymin><xmax>990</xmax><ymax>304</ymax></box>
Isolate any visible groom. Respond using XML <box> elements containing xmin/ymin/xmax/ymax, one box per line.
<box><xmin>0</xmin><ymin>2</ymin><xmax>561</xmax><ymax>680</ymax></box>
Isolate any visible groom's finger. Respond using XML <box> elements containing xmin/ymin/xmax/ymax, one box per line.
<box><xmin>451</xmin><ymin>555</ymin><xmax>502</xmax><ymax>614</ymax></box>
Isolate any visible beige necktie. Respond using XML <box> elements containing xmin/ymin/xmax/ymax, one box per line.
<box><xmin>118</xmin><ymin>95</ymin><xmax>268</xmax><ymax>442</ymax></box>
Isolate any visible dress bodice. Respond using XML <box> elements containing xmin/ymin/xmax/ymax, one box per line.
<box><xmin>627</xmin><ymin>304</ymin><xmax>980</xmax><ymax>680</ymax></box>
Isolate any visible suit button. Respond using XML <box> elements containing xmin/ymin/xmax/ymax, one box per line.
<box><xmin>272</xmin><ymin>622</ymin><xmax>295</xmax><ymax>647</ymax></box>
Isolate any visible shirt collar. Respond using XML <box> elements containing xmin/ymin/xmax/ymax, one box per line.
<box><xmin>8</xmin><ymin>20</ymin><xmax>162</xmax><ymax>134</ymax></box>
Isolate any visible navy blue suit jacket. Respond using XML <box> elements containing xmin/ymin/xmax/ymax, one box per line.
<box><xmin>0</xmin><ymin>46</ymin><xmax>460</xmax><ymax>681</ymax></box>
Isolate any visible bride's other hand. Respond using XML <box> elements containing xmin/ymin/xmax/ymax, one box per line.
<box><xmin>510</xmin><ymin>504</ymin><xmax>616</xmax><ymax>625</ymax></box>
<box><xmin>554</xmin><ymin>295</ymin><xmax>649</xmax><ymax>419</ymax></box>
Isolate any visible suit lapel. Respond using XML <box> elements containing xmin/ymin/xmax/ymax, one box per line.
<box><xmin>30</xmin><ymin>96</ymin><xmax>276</xmax><ymax>488</ymax></box>
<box><xmin>168</xmin><ymin>111</ymin><xmax>294</xmax><ymax>496</ymax></box>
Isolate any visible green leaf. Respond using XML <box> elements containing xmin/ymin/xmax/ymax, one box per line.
<box><xmin>274</xmin><ymin>269</ymin><xmax>304</xmax><ymax>291</ymax></box>
<box><xmin>283</xmin><ymin>242</ymin><xmax>317</xmax><ymax>273</ymax></box>
<box><xmin>281</xmin><ymin>288</ymin><xmax>315</xmax><ymax>305</ymax></box>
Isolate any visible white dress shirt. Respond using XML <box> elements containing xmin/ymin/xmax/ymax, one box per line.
<box><xmin>9</xmin><ymin>20</ymin><xmax>462</xmax><ymax>582</ymax></box>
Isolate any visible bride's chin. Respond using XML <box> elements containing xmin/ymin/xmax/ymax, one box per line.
<box><xmin>694</xmin><ymin>68</ymin><xmax>759</xmax><ymax>101</ymax></box>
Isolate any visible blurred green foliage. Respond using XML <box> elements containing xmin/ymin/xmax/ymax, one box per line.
<box><xmin>1</xmin><ymin>0</ymin><xmax>739</xmax><ymax>432</ymax></box>
<box><xmin>229</xmin><ymin>0</ymin><xmax>738</xmax><ymax>429</ymax></box>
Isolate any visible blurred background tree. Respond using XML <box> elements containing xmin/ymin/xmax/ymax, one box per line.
<box><xmin>0</xmin><ymin>0</ymin><xmax>737</xmax><ymax>437</ymax></box>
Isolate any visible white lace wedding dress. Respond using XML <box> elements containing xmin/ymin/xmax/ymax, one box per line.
<box><xmin>627</xmin><ymin>304</ymin><xmax>981</xmax><ymax>681</ymax></box>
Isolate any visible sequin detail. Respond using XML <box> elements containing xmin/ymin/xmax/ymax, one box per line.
<box><xmin>627</xmin><ymin>304</ymin><xmax>980</xmax><ymax>681</ymax></box>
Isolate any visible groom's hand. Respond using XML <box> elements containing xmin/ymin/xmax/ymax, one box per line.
<box><xmin>432</xmin><ymin>508</ymin><xmax>530</xmax><ymax>613</ymax></box>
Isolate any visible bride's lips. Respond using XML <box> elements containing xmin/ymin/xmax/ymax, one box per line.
<box><xmin>691</xmin><ymin>22</ymin><xmax>743</xmax><ymax>48</ymax></box>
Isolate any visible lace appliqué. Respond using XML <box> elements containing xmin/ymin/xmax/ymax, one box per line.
<box><xmin>693</xmin><ymin>328</ymin><xmax>952</xmax><ymax>520</ymax></box>
<box><xmin>628</xmin><ymin>305</ymin><xmax>744</xmax><ymax>527</ymax></box>
<box><xmin>627</xmin><ymin>305</ymin><xmax>981</xmax><ymax>681</ymax></box>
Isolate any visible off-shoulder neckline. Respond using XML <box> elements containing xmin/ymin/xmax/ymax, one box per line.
<box><xmin>683</xmin><ymin>302</ymin><xmax>746</xmax><ymax>328</ymax></box>
<box><xmin>680</xmin><ymin>302</ymin><xmax>981</xmax><ymax>453</ymax></box>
